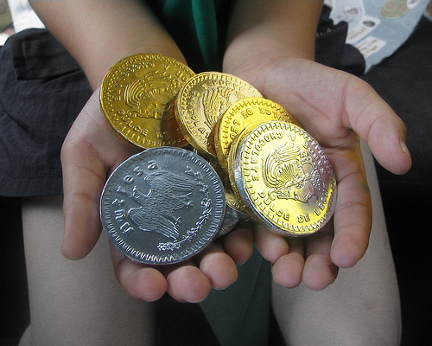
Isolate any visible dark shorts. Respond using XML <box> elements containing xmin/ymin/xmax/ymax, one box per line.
<box><xmin>0</xmin><ymin>29</ymin><xmax>92</xmax><ymax>196</ymax></box>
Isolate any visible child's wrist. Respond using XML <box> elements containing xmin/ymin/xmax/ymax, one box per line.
<box><xmin>223</xmin><ymin>32</ymin><xmax>315</xmax><ymax>77</ymax></box>
<box><xmin>223</xmin><ymin>45</ymin><xmax>314</xmax><ymax>82</ymax></box>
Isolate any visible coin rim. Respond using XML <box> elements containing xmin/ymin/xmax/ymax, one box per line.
<box><xmin>100</xmin><ymin>147</ymin><xmax>226</xmax><ymax>264</ymax></box>
<box><xmin>233</xmin><ymin>121</ymin><xmax>337</xmax><ymax>237</ymax></box>
<box><xmin>100</xmin><ymin>53</ymin><xmax>195</xmax><ymax>149</ymax></box>
<box><xmin>174</xmin><ymin>71</ymin><xmax>262</xmax><ymax>158</ymax></box>
<box><xmin>214</xmin><ymin>97</ymin><xmax>299</xmax><ymax>171</ymax></box>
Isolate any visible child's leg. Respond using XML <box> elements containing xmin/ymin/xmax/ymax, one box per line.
<box><xmin>20</xmin><ymin>195</ymin><xmax>155</xmax><ymax>345</ymax></box>
<box><xmin>272</xmin><ymin>142</ymin><xmax>401</xmax><ymax>345</ymax></box>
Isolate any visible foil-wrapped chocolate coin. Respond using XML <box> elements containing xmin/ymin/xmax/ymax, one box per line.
<box><xmin>224</xmin><ymin>184</ymin><xmax>250</xmax><ymax>217</ymax></box>
<box><xmin>217</xmin><ymin>205</ymin><xmax>240</xmax><ymax>237</ymax></box>
<box><xmin>230</xmin><ymin>121</ymin><xmax>337</xmax><ymax>237</ymax></box>
<box><xmin>175</xmin><ymin>72</ymin><xmax>262</xmax><ymax>158</ymax></box>
<box><xmin>209</xmin><ymin>158</ymin><xmax>250</xmax><ymax>215</ymax></box>
<box><xmin>100</xmin><ymin>147</ymin><xmax>226</xmax><ymax>265</ymax></box>
<box><xmin>227</xmin><ymin>122</ymin><xmax>257</xmax><ymax>202</ymax></box>
<box><xmin>100</xmin><ymin>53</ymin><xmax>195</xmax><ymax>149</ymax></box>
<box><xmin>214</xmin><ymin>97</ymin><xmax>299</xmax><ymax>171</ymax></box>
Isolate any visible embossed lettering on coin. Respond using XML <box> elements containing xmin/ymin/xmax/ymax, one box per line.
<box><xmin>214</xmin><ymin>97</ymin><xmax>300</xmax><ymax>171</ymax></box>
<box><xmin>100</xmin><ymin>147</ymin><xmax>225</xmax><ymax>265</ymax></box>
<box><xmin>100</xmin><ymin>53</ymin><xmax>195</xmax><ymax>149</ymax></box>
<box><xmin>232</xmin><ymin>121</ymin><xmax>337</xmax><ymax>236</ymax></box>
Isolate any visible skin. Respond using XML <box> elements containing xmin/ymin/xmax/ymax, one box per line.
<box><xmin>31</xmin><ymin>0</ymin><xmax>411</xmax><ymax>301</ymax></box>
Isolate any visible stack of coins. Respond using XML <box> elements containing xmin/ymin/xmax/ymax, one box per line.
<box><xmin>99</xmin><ymin>53</ymin><xmax>337</xmax><ymax>265</ymax></box>
<box><xmin>227</xmin><ymin>120</ymin><xmax>336</xmax><ymax>236</ymax></box>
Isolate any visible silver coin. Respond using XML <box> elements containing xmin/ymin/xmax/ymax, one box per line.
<box><xmin>100</xmin><ymin>147</ymin><xmax>226</xmax><ymax>265</ymax></box>
<box><xmin>216</xmin><ymin>205</ymin><xmax>240</xmax><ymax>237</ymax></box>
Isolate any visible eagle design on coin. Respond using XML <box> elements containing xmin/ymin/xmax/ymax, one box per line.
<box><xmin>125</xmin><ymin>170</ymin><xmax>197</xmax><ymax>239</ymax></box>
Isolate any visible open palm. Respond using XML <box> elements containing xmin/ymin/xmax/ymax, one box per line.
<box><xmin>229</xmin><ymin>57</ymin><xmax>411</xmax><ymax>290</ymax></box>
<box><xmin>60</xmin><ymin>89</ymin><xmax>256</xmax><ymax>302</ymax></box>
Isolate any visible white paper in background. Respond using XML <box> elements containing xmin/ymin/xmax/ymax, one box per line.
<box><xmin>324</xmin><ymin>0</ymin><xmax>429</xmax><ymax>72</ymax></box>
<box><xmin>346</xmin><ymin>14</ymin><xmax>381</xmax><ymax>44</ymax></box>
<box><xmin>355</xmin><ymin>36</ymin><xmax>387</xmax><ymax>58</ymax></box>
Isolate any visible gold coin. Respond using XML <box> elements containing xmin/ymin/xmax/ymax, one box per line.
<box><xmin>214</xmin><ymin>97</ymin><xmax>300</xmax><ymax>172</ymax></box>
<box><xmin>227</xmin><ymin>122</ymin><xmax>257</xmax><ymax>203</ymax></box>
<box><xmin>232</xmin><ymin>121</ymin><xmax>337</xmax><ymax>236</ymax></box>
<box><xmin>209</xmin><ymin>158</ymin><xmax>250</xmax><ymax>215</ymax></box>
<box><xmin>175</xmin><ymin>72</ymin><xmax>262</xmax><ymax>158</ymax></box>
<box><xmin>224</xmin><ymin>184</ymin><xmax>250</xmax><ymax>216</ymax></box>
<box><xmin>100</xmin><ymin>53</ymin><xmax>195</xmax><ymax>149</ymax></box>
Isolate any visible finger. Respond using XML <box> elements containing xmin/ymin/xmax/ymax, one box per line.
<box><xmin>61</xmin><ymin>128</ymin><xmax>106</xmax><ymax>259</ymax></box>
<box><xmin>61</xmin><ymin>91</ymin><xmax>137</xmax><ymax>259</ymax></box>
<box><xmin>343</xmin><ymin>76</ymin><xmax>411</xmax><ymax>174</ymax></box>
<box><xmin>223</xmin><ymin>221</ymin><xmax>254</xmax><ymax>264</ymax></box>
<box><xmin>329</xmin><ymin>150</ymin><xmax>372</xmax><ymax>269</ymax></box>
<box><xmin>197</xmin><ymin>241</ymin><xmax>238</xmax><ymax>290</ymax></box>
<box><xmin>110</xmin><ymin>244</ymin><xmax>168</xmax><ymax>302</ymax></box>
<box><xmin>271</xmin><ymin>236</ymin><xmax>305</xmax><ymax>288</ymax></box>
<box><xmin>254</xmin><ymin>223</ymin><xmax>306</xmax><ymax>287</ymax></box>
<box><xmin>302</xmin><ymin>223</ymin><xmax>338</xmax><ymax>290</ymax></box>
<box><xmin>164</xmin><ymin>262</ymin><xmax>212</xmax><ymax>303</ymax></box>
<box><xmin>254</xmin><ymin>223</ymin><xmax>289</xmax><ymax>263</ymax></box>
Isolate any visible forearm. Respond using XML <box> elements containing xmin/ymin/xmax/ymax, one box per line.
<box><xmin>224</xmin><ymin>0</ymin><xmax>323</xmax><ymax>74</ymax></box>
<box><xmin>30</xmin><ymin>0</ymin><xmax>185</xmax><ymax>89</ymax></box>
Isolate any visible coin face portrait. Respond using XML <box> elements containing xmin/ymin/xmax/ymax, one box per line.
<box><xmin>262</xmin><ymin>142</ymin><xmax>325</xmax><ymax>203</ymax></box>
<box><xmin>100</xmin><ymin>147</ymin><xmax>225</xmax><ymax>265</ymax></box>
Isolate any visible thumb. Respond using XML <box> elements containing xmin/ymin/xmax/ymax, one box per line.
<box><xmin>344</xmin><ymin>78</ymin><xmax>411</xmax><ymax>174</ymax></box>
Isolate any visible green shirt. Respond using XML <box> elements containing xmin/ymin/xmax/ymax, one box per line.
<box><xmin>146</xmin><ymin>0</ymin><xmax>229</xmax><ymax>72</ymax></box>
<box><xmin>146</xmin><ymin>2</ymin><xmax>272</xmax><ymax>345</ymax></box>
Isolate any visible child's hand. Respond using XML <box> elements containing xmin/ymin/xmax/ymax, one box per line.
<box><xmin>227</xmin><ymin>57</ymin><xmax>411</xmax><ymax>290</ymax></box>
<box><xmin>60</xmin><ymin>89</ymin><xmax>254</xmax><ymax>302</ymax></box>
